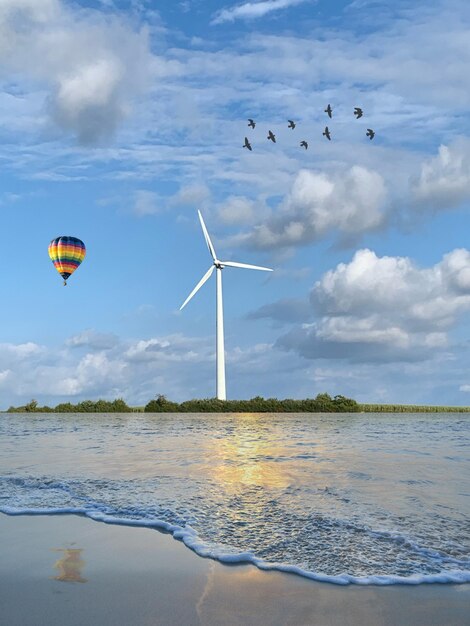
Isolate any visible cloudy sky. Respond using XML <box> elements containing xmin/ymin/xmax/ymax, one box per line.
<box><xmin>0</xmin><ymin>0</ymin><xmax>469</xmax><ymax>408</ymax></box>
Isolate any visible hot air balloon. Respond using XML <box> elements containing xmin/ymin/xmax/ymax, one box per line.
<box><xmin>48</xmin><ymin>236</ymin><xmax>86</xmax><ymax>286</ymax></box>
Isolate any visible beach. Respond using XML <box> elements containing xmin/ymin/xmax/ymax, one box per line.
<box><xmin>1</xmin><ymin>513</ymin><xmax>469</xmax><ymax>626</ymax></box>
<box><xmin>1</xmin><ymin>412</ymin><xmax>469</xmax><ymax>624</ymax></box>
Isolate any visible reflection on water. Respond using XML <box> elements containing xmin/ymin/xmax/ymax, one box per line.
<box><xmin>52</xmin><ymin>548</ymin><xmax>87</xmax><ymax>583</ymax></box>
<box><xmin>2</xmin><ymin>412</ymin><xmax>469</xmax><ymax>582</ymax></box>
<box><xmin>207</xmin><ymin>415</ymin><xmax>291</xmax><ymax>490</ymax></box>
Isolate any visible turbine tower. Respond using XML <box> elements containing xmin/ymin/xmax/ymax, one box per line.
<box><xmin>180</xmin><ymin>211</ymin><xmax>273</xmax><ymax>400</ymax></box>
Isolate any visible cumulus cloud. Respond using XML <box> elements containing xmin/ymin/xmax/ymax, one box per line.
<box><xmin>0</xmin><ymin>342</ymin><xmax>43</xmax><ymax>361</ymax></box>
<box><xmin>0</xmin><ymin>0</ymin><xmax>152</xmax><ymax>143</ymax></box>
<box><xmin>411</xmin><ymin>139</ymin><xmax>470</xmax><ymax>211</ymax></box>
<box><xmin>212</xmin><ymin>0</ymin><xmax>309</xmax><ymax>25</ymax></box>
<box><xmin>0</xmin><ymin>332</ymin><xmax>211</xmax><ymax>406</ymax></box>
<box><xmin>277</xmin><ymin>248</ymin><xmax>470</xmax><ymax>363</ymax></box>
<box><xmin>0</xmin><ymin>329</ymin><xmax>295</xmax><ymax>407</ymax></box>
<box><xmin>234</xmin><ymin>166</ymin><xmax>387</xmax><ymax>250</ymax></box>
<box><xmin>460</xmin><ymin>384</ymin><xmax>470</xmax><ymax>392</ymax></box>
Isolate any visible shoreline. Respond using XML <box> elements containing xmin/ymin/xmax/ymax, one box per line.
<box><xmin>3</xmin><ymin>407</ymin><xmax>470</xmax><ymax>414</ymax></box>
<box><xmin>3</xmin><ymin>507</ymin><xmax>469</xmax><ymax>587</ymax></box>
<box><xmin>1</xmin><ymin>513</ymin><xmax>469</xmax><ymax>626</ymax></box>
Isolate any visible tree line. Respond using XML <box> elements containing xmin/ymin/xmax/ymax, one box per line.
<box><xmin>5</xmin><ymin>396</ymin><xmax>468</xmax><ymax>413</ymax></box>
<box><xmin>5</xmin><ymin>393</ymin><xmax>359</xmax><ymax>413</ymax></box>
<box><xmin>5</xmin><ymin>399</ymin><xmax>131</xmax><ymax>413</ymax></box>
<box><xmin>144</xmin><ymin>393</ymin><xmax>359</xmax><ymax>412</ymax></box>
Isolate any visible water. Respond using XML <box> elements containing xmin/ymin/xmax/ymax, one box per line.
<box><xmin>1</xmin><ymin>412</ymin><xmax>469</xmax><ymax>585</ymax></box>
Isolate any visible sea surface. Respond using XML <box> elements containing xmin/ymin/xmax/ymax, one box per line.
<box><xmin>1</xmin><ymin>412</ymin><xmax>469</xmax><ymax>585</ymax></box>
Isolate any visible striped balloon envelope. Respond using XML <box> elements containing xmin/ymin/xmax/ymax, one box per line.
<box><xmin>48</xmin><ymin>236</ymin><xmax>86</xmax><ymax>285</ymax></box>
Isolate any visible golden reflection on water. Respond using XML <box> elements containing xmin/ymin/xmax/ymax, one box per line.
<box><xmin>205</xmin><ymin>414</ymin><xmax>291</xmax><ymax>490</ymax></box>
<box><xmin>52</xmin><ymin>548</ymin><xmax>87</xmax><ymax>583</ymax></box>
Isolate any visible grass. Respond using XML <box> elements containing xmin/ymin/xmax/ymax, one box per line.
<box><xmin>359</xmin><ymin>404</ymin><xmax>470</xmax><ymax>413</ymax></box>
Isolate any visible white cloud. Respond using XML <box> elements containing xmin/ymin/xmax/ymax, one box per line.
<box><xmin>277</xmin><ymin>248</ymin><xmax>470</xmax><ymax>363</ymax></box>
<box><xmin>125</xmin><ymin>335</ymin><xmax>210</xmax><ymax>363</ymax></box>
<box><xmin>66</xmin><ymin>329</ymin><xmax>118</xmax><ymax>350</ymax></box>
<box><xmin>132</xmin><ymin>190</ymin><xmax>161</xmax><ymax>216</ymax></box>
<box><xmin>235</xmin><ymin>166</ymin><xmax>387</xmax><ymax>250</ymax></box>
<box><xmin>0</xmin><ymin>325</ymin><xmax>469</xmax><ymax>407</ymax></box>
<box><xmin>314</xmin><ymin>248</ymin><xmax>470</xmax><ymax>324</ymax></box>
<box><xmin>0</xmin><ymin>369</ymin><xmax>11</xmax><ymax>385</ymax></box>
<box><xmin>217</xmin><ymin>196</ymin><xmax>262</xmax><ymax>226</ymax></box>
<box><xmin>170</xmin><ymin>183</ymin><xmax>211</xmax><ymax>208</ymax></box>
<box><xmin>130</xmin><ymin>184</ymin><xmax>211</xmax><ymax>216</ymax></box>
<box><xmin>212</xmin><ymin>0</ymin><xmax>309</xmax><ymax>25</ymax></box>
<box><xmin>411</xmin><ymin>139</ymin><xmax>470</xmax><ymax>212</ymax></box>
<box><xmin>0</xmin><ymin>0</ymin><xmax>153</xmax><ymax>143</ymax></box>
<box><xmin>0</xmin><ymin>332</ymin><xmax>210</xmax><ymax>405</ymax></box>
<box><xmin>0</xmin><ymin>342</ymin><xmax>43</xmax><ymax>360</ymax></box>
<box><xmin>460</xmin><ymin>384</ymin><xmax>470</xmax><ymax>393</ymax></box>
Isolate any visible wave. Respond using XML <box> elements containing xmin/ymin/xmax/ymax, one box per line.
<box><xmin>2</xmin><ymin>504</ymin><xmax>469</xmax><ymax>586</ymax></box>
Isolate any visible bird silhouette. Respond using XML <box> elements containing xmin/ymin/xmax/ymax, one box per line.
<box><xmin>354</xmin><ymin>107</ymin><xmax>363</xmax><ymax>119</ymax></box>
<box><xmin>300</xmin><ymin>141</ymin><xmax>308</xmax><ymax>149</ymax></box>
<box><xmin>243</xmin><ymin>137</ymin><xmax>252</xmax><ymax>151</ymax></box>
<box><xmin>267</xmin><ymin>130</ymin><xmax>276</xmax><ymax>143</ymax></box>
<box><xmin>366</xmin><ymin>128</ymin><xmax>375</xmax><ymax>140</ymax></box>
<box><xmin>288</xmin><ymin>120</ymin><xmax>296</xmax><ymax>129</ymax></box>
<box><xmin>323</xmin><ymin>126</ymin><xmax>331</xmax><ymax>140</ymax></box>
<box><xmin>248</xmin><ymin>119</ymin><xmax>256</xmax><ymax>129</ymax></box>
<box><xmin>324</xmin><ymin>104</ymin><xmax>332</xmax><ymax>118</ymax></box>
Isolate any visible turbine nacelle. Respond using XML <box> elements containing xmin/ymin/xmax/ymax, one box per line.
<box><xmin>180</xmin><ymin>211</ymin><xmax>273</xmax><ymax>311</ymax></box>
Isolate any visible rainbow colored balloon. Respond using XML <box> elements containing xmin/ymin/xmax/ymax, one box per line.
<box><xmin>48</xmin><ymin>236</ymin><xmax>86</xmax><ymax>286</ymax></box>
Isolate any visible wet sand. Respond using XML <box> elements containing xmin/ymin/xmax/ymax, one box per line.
<box><xmin>1</xmin><ymin>513</ymin><xmax>469</xmax><ymax>626</ymax></box>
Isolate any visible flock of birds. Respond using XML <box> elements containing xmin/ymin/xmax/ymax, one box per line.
<box><xmin>243</xmin><ymin>105</ymin><xmax>375</xmax><ymax>151</ymax></box>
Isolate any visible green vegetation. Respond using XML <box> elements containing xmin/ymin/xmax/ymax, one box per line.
<box><xmin>6</xmin><ymin>398</ymin><xmax>132</xmax><ymax>413</ymax></box>
<box><xmin>4</xmin><ymin>393</ymin><xmax>359</xmax><ymax>413</ymax></box>
<box><xmin>359</xmin><ymin>403</ymin><xmax>470</xmax><ymax>413</ymax></box>
<box><xmin>4</xmin><ymin>396</ymin><xmax>469</xmax><ymax>413</ymax></box>
<box><xmin>144</xmin><ymin>393</ymin><xmax>360</xmax><ymax>413</ymax></box>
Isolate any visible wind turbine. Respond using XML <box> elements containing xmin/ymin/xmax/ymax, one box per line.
<box><xmin>180</xmin><ymin>211</ymin><xmax>273</xmax><ymax>400</ymax></box>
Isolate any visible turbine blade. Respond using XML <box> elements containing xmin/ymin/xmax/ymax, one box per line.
<box><xmin>198</xmin><ymin>210</ymin><xmax>217</xmax><ymax>261</ymax></box>
<box><xmin>180</xmin><ymin>266</ymin><xmax>214</xmax><ymax>310</ymax></box>
<box><xmin>221</xmin><ymin>260</ymin><xmax>273</xmax><ymax>272</ymax></box>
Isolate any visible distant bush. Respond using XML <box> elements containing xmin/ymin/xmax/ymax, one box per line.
<box><xmin>7</xmin><ymin>398</ymin><xmax>131</xmax><ymax>413</ymax></box>
<box><xmin>144</xmin><ymin>392</ymin><xmax>361</xmax><ymax>413</ymax></box>
<box><xmin>144</xmin><ymin>394</ymin><xmax>180</xmax><ymax>413</ymax></box>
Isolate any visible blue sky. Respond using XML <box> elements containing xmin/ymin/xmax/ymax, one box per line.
<box><xmin>0</xmin><ymin>0</ymin><xmax>469</xmax><ymax>407</ymax></box>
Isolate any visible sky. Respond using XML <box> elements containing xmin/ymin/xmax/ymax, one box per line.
<box><xmin>0</xmin><ymin>0</ymin><xmax>469</xmax><ymax>408</ymax></box>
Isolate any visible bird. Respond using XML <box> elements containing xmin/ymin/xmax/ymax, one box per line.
<box><xmin>243</xmin><ymin>137</ymin><xmax>252</xmax><ymax>151</ymax></box>
<box><xmin>354</xmin><ymin>107</ymin><xmax>363</xmax><ymax>119</ymax></box>
<box><xmin>288</xmin><ymin>120</ymin><xmax>296</xmax><ymax>129</ymax></box>
<box><xmin>366</xmin><ymin>128</ymin><xmax>375</xmax><ymax>140</ymax></box>
<box><xmin>248</xmin><ymin>119</ymin><xmax>256</xmax><ymax>129</ymax></box>
<box><xmin>323</xmin><ymin>126</ymin><xmax>331</xmax><ymax>140</ymax></box>
<box><xmin>267</xmin><ymin>130</ymin><xmax>276</xmax><ymax>143</ymax></box>
<box><xmin>300</xmin><ymin>141</ymin><xmax>308</xmax><ymax>149</ymax></box>
<box><xmin>324</xmin><ymin>104</ymin><xmax>332</xmax><ymax>118</ymax></box>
